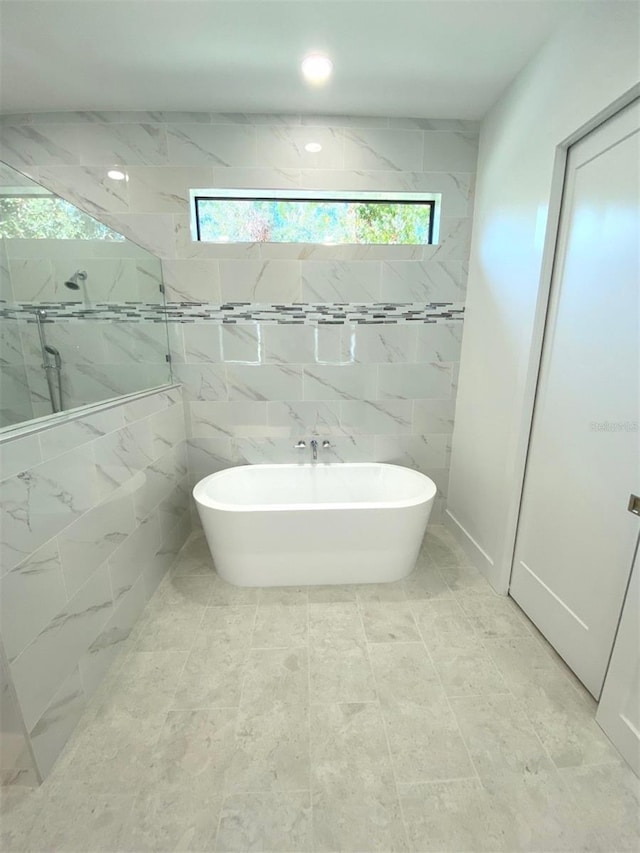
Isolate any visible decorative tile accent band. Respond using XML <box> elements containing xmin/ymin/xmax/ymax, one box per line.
<box><xmin>0</xmin><ymin>301</ymin><xmax>464</xmax><ymax>325</ymax></box>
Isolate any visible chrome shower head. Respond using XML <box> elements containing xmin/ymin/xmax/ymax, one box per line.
<box><xmin>64</xmin><ymin>270</ymin><xmax>87</xmax><ymax>290</ymax></box>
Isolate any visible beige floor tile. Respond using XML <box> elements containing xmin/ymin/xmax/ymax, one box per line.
<box><xmin>368</xmin><ymin>642</ymin><xmax>440</xmax><ymax>706</ymax></box>
<box><xmin>354</xmin><ymin>580</ymin><xmax>408</xmax><ymax>602</ymax></box>
<box><xmin>309</xmin><ymin>603</ymin><xmax>366</xmax><ymax>647</ymax></box>
<box><xmin>438</xmin><ymin>562</ymin><xmax>494</xmax><ymax>595</ymax></box>
<box><xmin>251</xmin><ymin>604</ymin><xmax>308</xmax><ymax>648</ymax></box>
<box><xmin>134</xmin><ymin>608</ymin><xmax>205</xmax><ymax>652</ymax></box>
<box><xmin>149</xmin><ymin>708</ymin><xmax>238</xmax><ymax>794</ymax></box>
<box><xmin>215</xmin><ymin>791</ymin><xmax>313</xmax><ymax>852</ymax></box>
<box><xmin>226</xmin><ymin>703</ymin><xmax>310</xmax><ymax>794</ymax></box>
<box><xmin>451</xmin><ymin>694</ymin><xmax>555</xmax><ymax>780</ymax></box>
<box><xmin>241</xmin><ymin>647</ymin><xmax>309</xmax><ymax>708</ymax></box>
<box><xmin>310</xmin><ymin>642</ymin><xmax>377</xmax><ymax>703</ymax></box>
<box><xmin>433</xmin><ymin>646</ymin><xmax>510</xmax><ymax>698</ymax></box>
<box><xmin>457</xmin><ymin>592</ymin><xmax>533</xmax><ymax>639</ymax></box>
<box><xmin>411</xmin><ymin>598</ymin><xmax>479</xmax><ymax>656</ymax></box>
<box><xmin>209</xmin><ymin>576</ymin><xmax>259</xmax><ymax>606</ymax></box>
<box><xmin>423</xmin><ymin>525</ymin><xmax>473</xmax><ymax>568</ymax></box>
<box><xmin>382</xmin><ymin>699</ymin><xmax>476</xmax><ymax>784</ymax></box>
<box><xmin>0</xmin><ymin>785</ymin><xmax>45</xmax><ymax>852</ymax></box>
<box><xmin>99</xmin><ymin>651</ymin><xmax>189</xmax><ymax>713</ymax></box>
<box><xmin>312</xmin><ymin>784</ymin><xmax>408</xmax><ymax>852</ymax></box>
<box><xmin>360</xmin><ymin>601</ymin><xmax>420</xmax><ymax>643</ymax></box>
<box><xmin>195</xmin><ymin>605</ymin><xmax>257</xmax><ymax>650</ymax></box>
<box><xmin>154</xmin><ymin>574</ymin><xmax>216</xmax><ymax>610</ymax></box>
<box><xmin>307</xmin><ymin>584</ymin><xmax>357</xmax><ymax>603</ymax></box>
<box><xmin>402</xmin><ymin>563</ymin><xmax>452</xmax><ymax>600</ymax></box>
<box><xmin>399</xmin><ymin>778</ymin><xmax>515</xmax><ymax>852</ymax></box>
<box><xmin>124</xmin><ymin>786</ymin><xmax>223</xmax><ymax>852</ymax></box>
<box><xmin>257</xmin><ymin>587</ymin><xmax>308</xmax><ymax>605</ymax></box>
<box><xmin>559</xmin><ymin>763</ymin><xmax>640</xmax><ymax>851</ymax></box>
<box><xmin>310</xmin><ymin>702</ymin><xmax>395</xmax><ymax>792</ymax></box>
<box><xmin>172</xmin><ymin>645</ymin><xmax>248</xmax><ymax>709</ymax></box>
<box><xmin>25</xmin><ymin>782</ymin><xmax>133</xmax><ymax>853</ymax></box>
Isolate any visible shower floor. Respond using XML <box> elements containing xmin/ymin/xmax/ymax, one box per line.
<box><xmin>2</xmin><ymin>525</ymin><xmax>638</xmax><ymax>852</ymax></box>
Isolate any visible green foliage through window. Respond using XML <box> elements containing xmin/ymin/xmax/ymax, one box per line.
<box><xmin>0</xmin><ymin>196</ymin><xmax>123</xmax><ymax>240</ymax></box>
<box><xmin>195</xmin><ymin>197</ymin><xmax>435</xmax><ymax>245</ymax></box>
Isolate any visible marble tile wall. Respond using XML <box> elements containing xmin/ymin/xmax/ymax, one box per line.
<box><xmin>0</xmin><ymin>112</ymin><xmax>479</xmax><ymax>519</ymax></box>
<box><xmin>0</xmin><ymin>386</ymin><xmax>189</xmax><ymax>780</ymax></box>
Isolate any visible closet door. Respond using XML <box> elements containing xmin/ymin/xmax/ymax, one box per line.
<box><xmin>510</xmin><ymin>100</ymin><xmax>640</xmax><ymax>698</ymax></box>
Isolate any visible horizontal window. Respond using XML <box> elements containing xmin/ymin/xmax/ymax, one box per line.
<box><xmin>190</xmin><ymin>189</ymin><xmax>440</xmax><ymax>245</ymax></box>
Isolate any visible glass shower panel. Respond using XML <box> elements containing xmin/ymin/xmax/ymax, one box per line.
<box><xmin>0</xmin><ymin>162</ymin><xmax>172</xmax><ymax>430</ymax></box>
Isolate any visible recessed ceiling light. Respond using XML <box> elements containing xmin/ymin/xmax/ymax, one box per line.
<box><xmin>301</xmin><ymin>53</ymin><xmax>333</xmax><ymax>85</ymax></box>
<box><xmin>304</xmin><ymin>142</ymin><xmax>323</xmax><ymax>153</ymax></box>
<box><xmin>107</xmin><ymin>169</ymin><xmax>127</xmax><ymax>181</ymax></box>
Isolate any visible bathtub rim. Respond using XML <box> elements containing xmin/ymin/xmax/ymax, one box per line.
<box><xmin>193</xmin><ymin>462</ymin><xmax>437</xmax><ymax>513</ymax></box>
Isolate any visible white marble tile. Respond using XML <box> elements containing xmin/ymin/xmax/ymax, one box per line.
<box><xmin>423</xmin><ymin>131</ymin><xmax>479</xmax><ymax>172</ymax></box>
<box><xmin>377</xmin><ymin>362</ymin><xmax>453</xmax><ymax>400</ymax></box>
<box><xmin>127</xmin><ymin>165</ymin><xmax>212</xmax><ymax>213</ymax></box>
<box><xmin>0</xmin><ymin>433</ymin><xmax>42</xmax><ymax>481</ymax></box>
<box><xmin>80</xmin><ymin>575</ymin><xmax>148</xmax><ymax>700</ymax></box>
<box><xmin>303</xmin><ymin>364</ymin><xmax>377</xmax><ymax>401</ymax></box>
<box><xmin>257</xmin><ymin>125</ymin><xmax>344</xmax><ymax>169</ymax></box>
<box><xmin>38</xmin><ymin>408</ymin><xmax>124</xmax><ymax>461</ymax></box>
<box><xmin>173</xmin><ymin>213</ymin><xmax>260</xmax><ymax>260</ymax></box>
<box><xmin>425</xmin><ymin>216</ymin><xmax>472</xmax><ymax>261</ymax></box>
<box><xmin>78</xmin><ymin>122</ymin><xmax>169</xmax><ymax>165</ymax></box>
<box><xmin>266</xmin><ymin>400</ymin><xmax>344</xmax><ymax>438</ymax></box>
<box><xmin>412</xmin><ymin>399</ymin><xmax>456</xmax><ymax>434</ymax></box>
<box><xmin>263</xmin><ymin>323</ymin><xmax>347</xmax><ymax>366</ymax></box>
<box><xmin>340</xmin><ymin>399</ymin><xmax>413</xmax><ymax>435</ymax></box>
<box><xmin>351</xmin><ymin>323</ymin><xmax>417</xmax><ymax>363</ymax></box>
<box><xmin>161</xmin><ymin>258</ymin><xmax>221</xmax><ymax>302</ymax></box>
<box><xmin>0</xmin><ymin>445</ymin><xmax>99</xmax><ymax>573</ymax></box>
<box><xmin>219</xmin><ymin>259</ymin><xmax>301</xmax><ymax>302</ymax></box>
<box><xmin>186</xmin><ymin>436</ymin><xmax>235</xmax><ymax>478</ymax></box>
<box><xmin>301</xmin><ymin>260</ymin><xmax>381</xmax><ymax>301</ymax></box>
<box><xmin>100</xmin><ymin>213</ymin><xmax>176</xmax><ymax>259</ymax></box>
<box><xmin>166</xmin><ymin>123</ymin><xmax>257</xmax><ymax>166</ymax></box>
<box><xmin>38</xmin><ymin>165</ymin><xmax>130</xmax><ymax>215</ymax></box>
<box><xmin>172</xmin><ymin>363</ymin><xmax>228</xmax><ymax>401</ymax></box>
<box><xmin>108</xmin><ymin>511</ymin><xmax>161</xmax><ymax>604</ymax></box>
<box><xmin>374</xmin><ymin>434</ymin><xmax>450</xmax><ymax>472</ymax></box>
<box><xmin>415</xmin><ymin>322</ymin><xmax>464</xmax><ymax>363</ymax></box>
<box><xmin>132</xmin><ymin>450</ymin><xmax>182</xmax><ymax>521</ymax></box>
<box><xmin>0</xmin><ymin>538</ymin><xmax>67</xmax><ymax>661</ymax></box>
<box><xmin>189</xmin><ymin>401</ymin><xmax>268</xmax><ymax>439</ymax></box>
<box><xmin>7</xmin><ymin>258</ymin><xmax>56</xmax><ymax>301</ymax></box>
<box><xmin>29</xmin><ymin>666</ymin><xmax>86</xmax><ymax>778</ymax></box>
<box><xmin>211</xmin><ymin>165</ymin><xmax>301</xmax><ymax>189</ymax></box>
<box><xmin>92</xmin><ymin>420</ymin><xmax>154</xmax><ymax>499</ymax></box>
<box><xmin>0</xmin><ymin>123</ymin><xmax>80</xmax><ymax>167</ymax></box>
<box><xmin>57</xmin><ymin>486</ymin><xmax>137</xmax><ymax>598</ymax></box>
<box><xmin>149</xmin><ymin>403</ymin><xmax>186</xmax><ymax>457</ymax></box>
<box><xmin>227</xmin><ymin>364</ymin><xmax>303</xmax><ymax>402</ymax></box>
<box><xmin>343</xmin><ymin>127</ymin><xmax>423</xmax><ymax>171</ymax></box>
<box><xmin>381</xmin><ymin>259</ymin><xmax>466</xmax><ymax>302</ymax></box>
<box><xmin>10</xmin><ymin>562</ymin><xmax>113</xmax><ymax>731</ymax></box>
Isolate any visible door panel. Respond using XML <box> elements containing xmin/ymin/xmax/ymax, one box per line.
<box><xmin>510</xmin><ymin>100</ymin><xmax>640</xmax><ymax>698</ymax></box>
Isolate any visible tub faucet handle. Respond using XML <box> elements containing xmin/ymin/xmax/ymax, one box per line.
<box><xmin>295</xmin><ymin>440</ymin><xmax>306</xmax><ymax>449</ymax></box>
<box><xmin>322</xmin><ymin>440</ymin><xmax>332</xmax><ymax>449</ymax></box>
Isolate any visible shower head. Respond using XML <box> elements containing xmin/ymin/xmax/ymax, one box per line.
<box><xmin>64</xmin><ymin>270</ymin><xmax>87</xmax><ymax>290</ymax></box>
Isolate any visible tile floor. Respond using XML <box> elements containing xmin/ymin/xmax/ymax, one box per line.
<box><xmin>1</xmin><ymin>525</ymin><xmax>639</xmax><ymax>852</ymax></box>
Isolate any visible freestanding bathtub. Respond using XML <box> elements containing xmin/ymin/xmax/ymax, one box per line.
<box><xmin>193</xmin><ymin>463</ymin><xmax>436</xmax><ymax>587</ymax></box>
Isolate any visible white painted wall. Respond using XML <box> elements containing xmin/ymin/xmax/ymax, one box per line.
<box><xmin>446</xmin><ymin>2</ymin><xmax>640</xmax><ymax>591</ymax></box>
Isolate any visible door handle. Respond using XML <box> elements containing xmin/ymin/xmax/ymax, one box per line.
<box><xmin>628</xmin><ymin>494</ymin><xmax>640</xmax><ymax>516</ymax></box>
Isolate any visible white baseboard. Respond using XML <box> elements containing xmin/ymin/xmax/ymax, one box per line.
<box><xmin>444</xmin><ymin>508</ymin><xmax>508</xmax><ymax>594</ymax></box>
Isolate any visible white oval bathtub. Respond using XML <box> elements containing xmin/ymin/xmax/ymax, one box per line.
<box><xmin>193</xmin><ymin>463</ymin><xmax>436</xmax><ymax>587</ymax></box>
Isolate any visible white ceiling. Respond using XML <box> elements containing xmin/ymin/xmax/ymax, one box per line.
<box><xmin>0</xmin><ymin>0</ymin><xmax>594</xmax><ymax>119</ymax></box>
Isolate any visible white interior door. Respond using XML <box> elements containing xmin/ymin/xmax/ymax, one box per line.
<box><xmin>596</xmin><ymin>538</ymin><xmax>640</xmax><ymax>775</ymax></box>
<box><xmin>510</xmin><ymin>100</ymin><xmax>640</xmax><ymax>699</ymax></box>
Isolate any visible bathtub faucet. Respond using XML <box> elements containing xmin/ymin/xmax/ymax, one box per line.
<box><xmin>310</xmin><ymin>439</ymin><xmax>318</xmax><ymax>461</ymax></box>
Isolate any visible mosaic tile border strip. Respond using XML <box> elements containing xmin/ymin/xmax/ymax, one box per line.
<box><xmin>0</xmin><ymin>301</ymin><xmax>464</xmax><ymax>325</ymax></box>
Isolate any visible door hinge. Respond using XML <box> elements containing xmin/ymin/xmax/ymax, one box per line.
<box><xmin>165</xmin><ymin>353</ymin><xmax>172</xmax><ymax>363</ymax></box>
<box><xmin>159</xmin><ymin>283</ymin><xmax>165</xmax><ymax>294</ymax></box>
<box><xmin>628</xmin><ymin>494</ymin><xmax>640</xmax><ymax>516</ymax></box>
